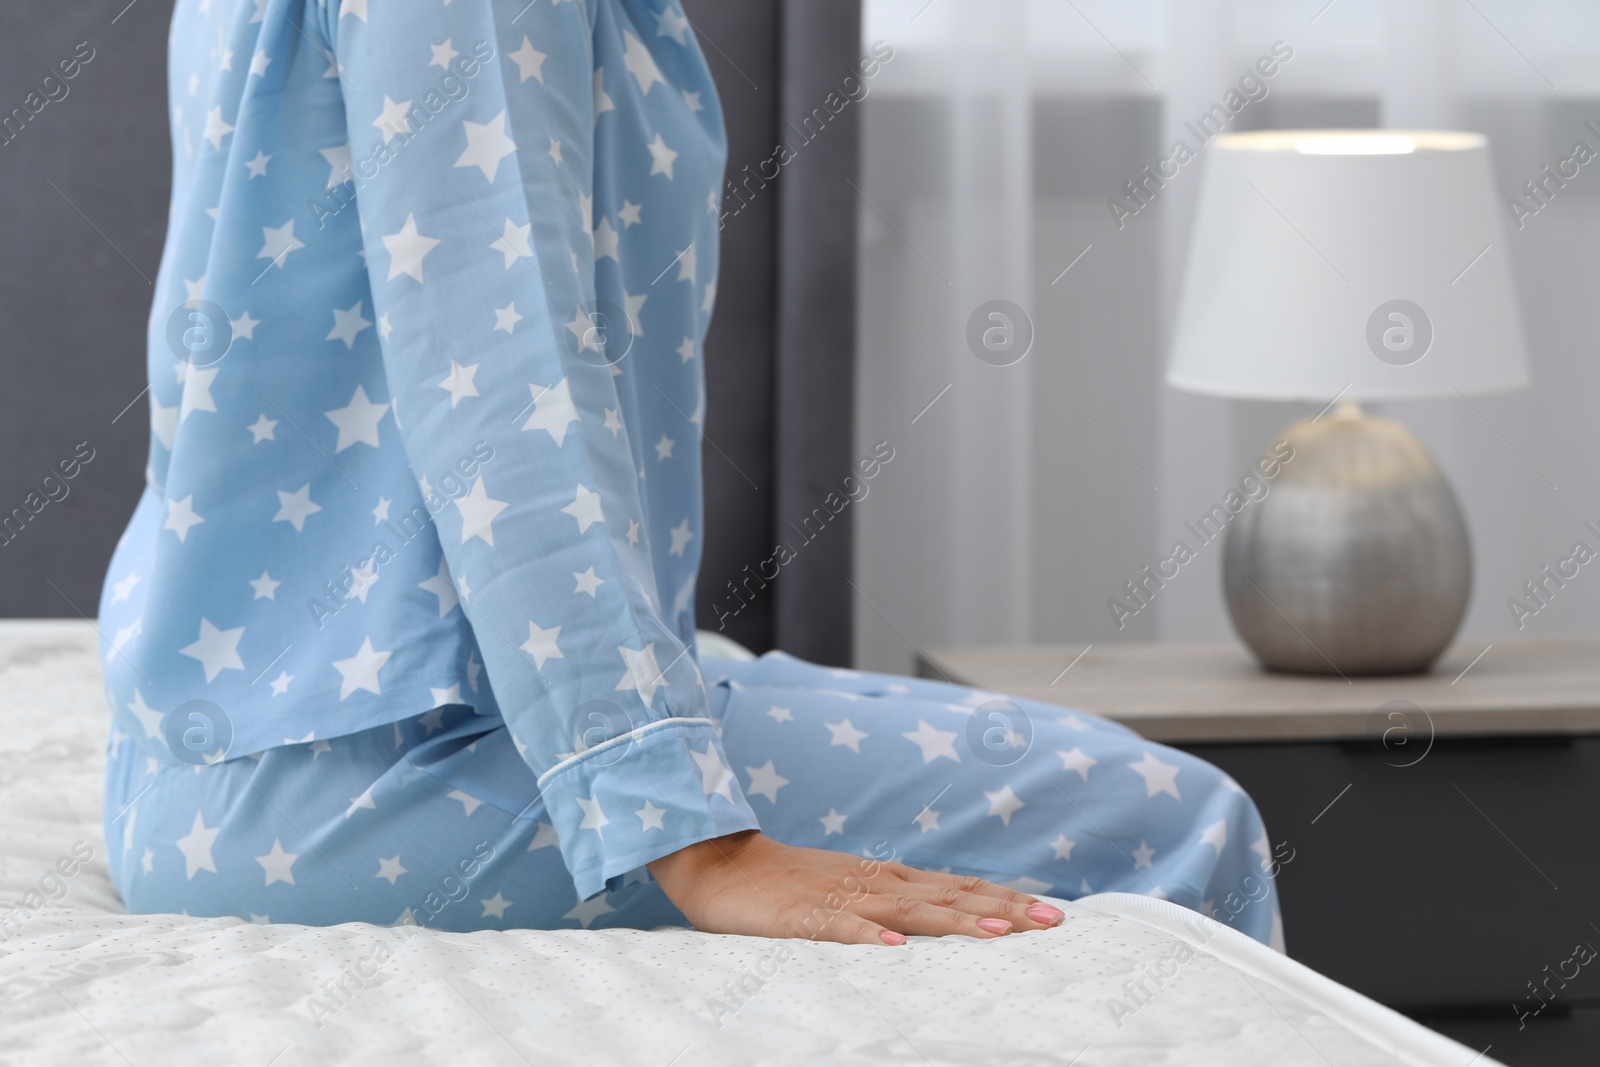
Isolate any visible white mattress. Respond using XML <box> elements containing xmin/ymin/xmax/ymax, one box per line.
<box><xmin>0</xmin><ymin>620</ymin><xmax>1497</xmax><ymax>1066</ymax></box>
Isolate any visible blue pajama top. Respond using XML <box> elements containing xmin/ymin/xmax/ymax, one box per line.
<box><xmin>98</xmin><ymin>0</ymin><xmax>761</xmax><ymax>899</ymax></box>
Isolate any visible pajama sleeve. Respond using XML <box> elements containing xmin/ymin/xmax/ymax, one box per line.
<box><xmin>322</xmin><ymin>1</ymin><xmax>759</xmax><ymax>899</ymax></box>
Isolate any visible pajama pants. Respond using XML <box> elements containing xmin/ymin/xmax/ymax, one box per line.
<box><xmin>105</xmin><ymin>651</ymin><xmax>1283</xmax><ymax>947</ymax></box>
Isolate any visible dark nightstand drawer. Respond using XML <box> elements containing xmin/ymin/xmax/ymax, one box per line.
<box><xmin>1192</xmin><ymin>734</ymin><xmax>1600</xmax><ymax>1013</ymax></box>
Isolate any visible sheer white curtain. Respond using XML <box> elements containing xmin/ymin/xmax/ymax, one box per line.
<box><xmin>854</xmin><ymin>0</ymin><xmax>1600</xmax><ymax>674</ymax></box>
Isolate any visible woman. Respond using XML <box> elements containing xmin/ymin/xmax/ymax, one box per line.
<box><xmin>101</xmin><ymin>0</ymin><xmax>1280</xmax><ymax>948</ymax></box>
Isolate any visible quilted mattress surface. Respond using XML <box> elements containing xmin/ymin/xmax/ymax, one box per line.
<box><xmin>0</xmin><ymin>621</ymin><xmax>1496</xmax><ymax>1066</ymax></box>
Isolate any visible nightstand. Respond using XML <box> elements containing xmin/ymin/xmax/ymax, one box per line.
<box><xmin>917</xmin><ymin>637</ymin><xmax>1600</xmax><ymax>1067</ymax></box>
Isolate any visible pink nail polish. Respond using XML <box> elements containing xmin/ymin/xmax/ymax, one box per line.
<box><xmin>1027</xmin><ymin>903</ymin><xmax>1065</xmax><ymax>926</ymax></box>
<box><xmin>977</xmin><ymin>918</ymin><xmax>1012</xmax><ymax>935</ymax></box>
<box><xmin>879</xmin><ymin>930</ymin><xmax>907</xmax><ymax>946</ymax></box>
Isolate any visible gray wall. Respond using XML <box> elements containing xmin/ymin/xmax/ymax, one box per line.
<box><xmin>0</xmin><ymin>4</ymin><xmax>169</xmax><ymax>621</ymax></box>
<box><xmin>0</xmin><ymin>1</ymin><xmax>861</xmax><ymax>665</ymax></box>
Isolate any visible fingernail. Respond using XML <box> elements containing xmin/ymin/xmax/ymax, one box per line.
<box><xmin>977</xmin><ymin>918</ymin><xmax>1013</xmax><ymax>935</ymax></box>
<box><xmin>879</xmin><ymin>930</ymin><xmax>907</xmax><ymax>946</ymax></box>
<box><xmin>1027</xmin><ymin>903</ymin><xmax>1065</xmax><ymax>926</ymax></box>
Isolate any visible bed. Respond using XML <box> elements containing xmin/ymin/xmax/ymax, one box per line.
<box><xmin>0</xmin><ymin>620</ymin><xmax>1496</xmax><ymax>1065</ymax></box>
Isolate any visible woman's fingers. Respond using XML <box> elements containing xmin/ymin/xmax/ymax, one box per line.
<box><xmin>893</xmin><ymin>881</ymin><xmax>1051</xmax><ymax>930</ymax></box>
<box><xmin>799</xmin><ymin>906</ymin><xmax>905</xmax><ymax>947</ymax></box>
<box><xmin>886</xmin><ymin>866</ymin><xmax>1067</xmax><ymax>929</ymax></box>
<box><xmin>860</xmin><ymin>894</ymin><xmax>1021</xmax><ymax>939</ymax></box>
<box><xmin>896</xmin><ymin>865</ymin><xmax>1033</xmax><ymax>903</ymax></box>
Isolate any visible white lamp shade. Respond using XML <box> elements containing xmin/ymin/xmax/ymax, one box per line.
<box><xmin>1166</xmin><ymin>130</ymin><xmax>1529</xmax><ymax>402</ymax></box>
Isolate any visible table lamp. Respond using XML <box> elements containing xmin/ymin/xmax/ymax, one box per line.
<box><xmin>1166</xmin><ymin>130</ymin><xmax>1529</xmax><ymax>675</ymax></box>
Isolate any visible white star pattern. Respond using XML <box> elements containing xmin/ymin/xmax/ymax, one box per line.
<box><xmin>562</xmin><ymin>485</ymin><xmax>605</xmax><ymax>532</ymax></box>
<box><xmin>494</xmin><ymin>302</ymin><xmax>523</xmax><ymax>333</ymax></box>
<box><xmin>657</xmin><ymin>6</ymin><xmax>691</xmax><ymax>44</ymax></box>
<box><xmin>375</xmin><ymin>855</ymin><xmax>407</xmax><ymax>884</ymax></box>
<box><xmin>573</xmin><ymin>567</ymin><xmax>604</xmax><ymax>597</ymax></box>
<box><xmin>332</xmin><ymin>637</ymin><xmax>391</xmax><ymax>699</ymax></box>
<box><xmin>324</xmin><ymin>386</ymin><xmax>389</xmax><ymax>451</ymax></box>
<box><xmin>127</xmin><ymin>690</ymin><xmax>164</xmax><ymax>741</ymax></box>
<box><xmin>520</xmin><ymin>620</ymin><xmax>564</xmax><ymax>670</ymax></box>
<box><xmin>635</xmin><ymin>801</ymin><xmax>665</xmax><ymax>831</ymax></box>
<box><xmin>110</xmin><ymin>571</ymin><xmax>141</xmax><ymax>604</ymax></box>
<box><xmin>165</xmin><ymin>495</ymin><xmax>205</xmax><ymax>541</ymax></box>
<box><xmin>272</xmin><ymin>484</ymin><xmax>322</xmax><ymax>532</ymax></box>
<box><xmin>319</xmin><ymin>144</ymin><xmax>353</xmax><ymax>189</ymax></box>
<box><xmin>429</xmin><ymin>39</ymin><xmax>459</xmax><ymax>70</ymax></box>
<box><xmin>1058</xmin><ymin>747</ymin><xmax>1098</xmax><ymax>782</ymax></box>
<box><xmin>247</xmin><ymin>414</ymin><xmax>277</xmax><ymax>443</ymax></box>
<box><xmin>623</xmin><ymin>31</ymin><xmax>666</xmax><ymax>94</ymax></box>
<box><xmin>667</xmin><ymin>517</ymin><xmax>693</xmax><ymax>557</ymax></box>
<box><xmin>491</xmin><ymin>218</ymin><xmax>533</xmax><ymax>268</ymax></box>
<box><xmin>179</xmin><ymin>618</ymin><xmax>245</xmax><ymax>682</ymax></box>
<box><xmin>255</xmin><ymin>839</ymin><xmax>298</xmax><ymax>886</ymax></box>
<box><xmin>202</xmin><ymin>106</ymin><xmax>234</xmax><ymax>149</ymax></box>
<box><xmin>178</xmin><ymin>365</ymin><xmax>218</xmax><ymax>422</ymax></box>
<box><xmin>985</xmin><ymin>784</ymin><xmax>1025</xmax><ymax>827</ymax></box>
<box><xmin>522</xmin><ymin>379</ymin><xmax>579</xmax><ymax>446</ymax></box>
<box><xmin>902</xmin><ymin>720</ymin><xmax>961</xmax><ymax>764</ymax></box>
<box><xmin>594</xmin><ymin>216</ymin><xmax>620</xmax><ymax>260</ymax></box>
<box><xmin>691</xmin><ymin>743</ymin><xmax>735</xmax><ymax>801</ymax></box>
<box><xmin>256</xmin><ymin>220</ymin><xmax>303</xmax><ymax>268</ymax></box>
<box><xmin>647</xmin><ymin>133</ymin><xmax>679</xmax><ymax>178</ymax></box>
<box><xmin>456</xmin><ymin>478</ymin><xmax>509</xmax><ymax>546</ymax></box>
<box><xmin>448</xmin><ymin>790</ymin><xmax>484</xmax><ymax>816</ymax></box>
<box><xmin>419</xmin><ymin>558</ymin><xmax>459</xmax><ymax>617</ymax></box>
<box><xmin>744</xmin><ymin>760</ymin><xmax>789</xmax><ymax>803</ymax></box>
<box><xmin>346</xmin><ymin>785</ymin><xmax>377</xmax><ymax>819</ymax></box>
<box><xmin>614</xmin><ymin>643</ymin><xmax>665</xmax><ymax>706</ymax></box>
<box><xmin>177</xmin><ymin>812</ymin><xmax>220</xmax><ymax>879</ymax></box>
<box><xmin>593</xmin><ymin>67</ymin><xmax>615</xmax><ymax>116</ymax></box>
<box><xmin>826</xmin><ymin>719</ymin><xmax>867</xmax><ymax>753</ymax></box>
<box><xmin>373</xmin><ymin>96</ymin><xmax>412</xmax><ymax>143</ymax></box>
<box><xmin>509</xmin><ymin>37</ymin><xmax>547</xmax><ymax>83</ymax></box>
<box><xmin>456</xmin><ymin>111</ymin><xmax>518</xmax><ymax>182</ymax></box>
<box><xmin>326</xmin><ymin>301</ymin><xmax>372</xmax><ymax>348</ymax></box>
<box><xmin>565</xmin><ymin>892</ymin><xmax>615</xmax><ymax>929</ymax></box>
<box><xmin>440</xmin><ymin>359</ymin><xmax>479</xmax><ymax>407</ymax></box>
<box><xmin>578</xmin><ymin>795</ymin><xmax>608</xmax><ymax>835</ymax></box>
<box><xmin>382</xmin><ymin>214</ymin><xmax>440</xmax><ymax>283</ymax></box>
<box><xmin>1128</xmin><ymin>751</ymin><xmax>1182</xmax><ymax>801</ymax></box>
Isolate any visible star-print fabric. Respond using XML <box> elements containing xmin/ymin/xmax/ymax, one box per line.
<box><xmin>97</xmin><ymin>0</ymin><xmax>761</xmax><ymax>901</ymax></box>
<box><xmin>106</xmin><ymin>651</ymin><xmax>1283</xmax><ymax>946</ymax></box>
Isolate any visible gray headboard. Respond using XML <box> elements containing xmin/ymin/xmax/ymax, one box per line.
<box><xmin>0</xmin><ymin>0</ymin><xmax>860</xmax><ymax>666</ymax></box>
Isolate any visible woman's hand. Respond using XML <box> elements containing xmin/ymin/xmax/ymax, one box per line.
<box><xmin>647</xmin><ymin>830</ymin><xmax>1065</xmax><ymax>946</ymax></box>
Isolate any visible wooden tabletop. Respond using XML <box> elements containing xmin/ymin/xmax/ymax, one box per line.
<box><xmin>916</xmin><ymin>637</ymin><xmax>1600</xmax><ymax>744</ymax></box>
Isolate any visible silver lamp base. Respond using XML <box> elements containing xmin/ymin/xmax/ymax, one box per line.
<box><xmin>1222</xmin><ymin>403</ymin><xmax>1471</xmax><ymax>676</ymax></box>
